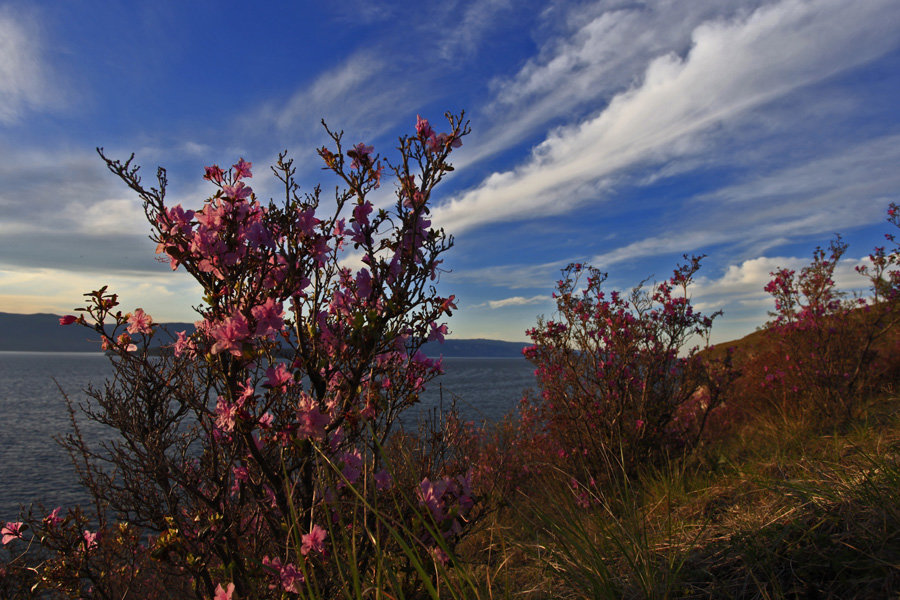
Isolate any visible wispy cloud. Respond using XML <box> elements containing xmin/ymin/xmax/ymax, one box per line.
<box><xmin>435</xmin><ymin>0</ymin><xmax>900</xmax><ymax>235</ymax></box>
<box><xmin>592</xmin><ymin>134</ymin><xmax>900</xmax><ymax>266</ymax></box>
<box><xmin>448</xmin><ymin>260</ymin><xmax>565</xmax><ymax>289</ymax></box>
<box><xmin>270</xmin><ymin>53</ymin><xmax>385</xmax><ymax>133</ymax></box>
<box><xmin>438</xmin><ymin>0</ymin><xmax>514</xmax><ymax>60</ymax></box>
<box><xmin>248</xmin><ymin>52</ymin><xmax>430</xmax><ymax>163</ymax></box>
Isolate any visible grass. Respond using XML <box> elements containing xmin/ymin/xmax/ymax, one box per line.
<box><xmin>436</xmin><ymin>394</ymin><xmax>900</xmax><ymax>600</ymax></box>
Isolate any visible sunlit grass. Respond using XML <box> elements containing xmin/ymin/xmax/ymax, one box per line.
<box><xmin>443</xmin><ymin>394</ymin><xmax>900</xmax><ymax>600</ymax></box>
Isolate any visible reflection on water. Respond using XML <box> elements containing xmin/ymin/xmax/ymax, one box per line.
<box><xmin>0</xmin><ymin>352</ymin><xmax>534</xmax><ymax>519</ymax></box>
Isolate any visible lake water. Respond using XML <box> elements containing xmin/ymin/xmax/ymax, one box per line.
<box><xmin>0</xmin><ymin>352</ymin><xmax>534</xmax><ymax>520</ymax></box>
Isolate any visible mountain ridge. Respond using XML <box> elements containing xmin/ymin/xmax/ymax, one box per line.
<box><xmin>0</xmin><ymin>312</ymin><xmax>529</xmax><ymax>357</ymax></box>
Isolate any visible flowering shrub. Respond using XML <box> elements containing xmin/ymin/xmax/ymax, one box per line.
<box><xmin>1</xmin><ymin>113</ymin><xmax>476</xmax><ymax>598</ymax></box>
<box><xmin>761</xmin><ymin>204</ymin><xmax>900</xmax><ymax>421</ymax></box>
<box><xmin>519</xmin><ymin>257</ymin><xmax>730</xmax><ymax>481</ymax></box>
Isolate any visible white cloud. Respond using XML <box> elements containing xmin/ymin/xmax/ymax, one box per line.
<box><xmin>464</xmin><ymin>0</ymin><xmax>751</xmax><ymax>165</ymax></box>
<box><xmin>0</xmin><ymin>144</ymin><xmax>158</xmax><ymax>239</ymax></box>
<box><xmin>480</xmin><ymin>294</ymin><xmax>549</xmax><ymax>309</ymax></box>
<box><xmin>691</xmin><ymin>254</ymin><xmax>875</xmax><ymax>314</ymax></box>
<box><xmin>61</xmin><ymin>198</ymin><xmax>150</xmax><ymax>236</ymax></box>
<box><xmin>0</xmin><ymin>265</ymin><xmax>203</xmax><ymax>321</ymax></box>
<box><xmin>666</xmin><ymin>252</ymin><xmax>882</xmax><ymax>343</ymax></box>
<box><xmin>0</xmin><ymin>6</ymin><xmax>61</xmax><ymax>123</ymax></box>
<box><xmin>435</xmin><ymin>0</ymin><xmax>900</xmax><ymax>235</ymax></box>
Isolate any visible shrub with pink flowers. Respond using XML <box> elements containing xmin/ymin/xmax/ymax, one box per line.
<box><xmin>760</xmin><ymin>204</ymin><xmax>900</xmax><ymax>422</ymax></box>
<box><xmin>1</xmin><ymin>114</ymin><xmax>478</xmax><ymax>598</ymax></box>
<box><xmin>518</xmin><ymin>256</ymin><xmax>731</xmax><ymax>482</ymax></box>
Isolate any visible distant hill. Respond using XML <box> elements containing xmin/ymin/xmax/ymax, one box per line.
<box><xmin>0</xmin><ymin>312</ymin><xmax>107</xmax><ymax>352</ymax></box>
<box><xmin>420</xmin><ymin>338</ymin><xmax>529</xmax><ymax>358</ymax></box>
<box><xmin>0</xmin><ymin>312</ymin><xmax>194</xmax><ymax>352</ymax></box>
<box><xmin>0</xmin><ymin>313</ymin><xmax>529</xmax><ymax>358</ymax></box>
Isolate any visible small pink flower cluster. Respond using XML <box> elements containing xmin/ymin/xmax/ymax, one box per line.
<box><xmin>1</xmin><ymin>521</ymin><xmax>23</xmax><ymax>545</ymax></box>
<box><xmin>416</xmin><ymin>114</ymin><xmax>463</xmax><ymax>153</ymax></box>
<box><xmin>417</xmin><ymin>472</ymin><xmax>474</xmax><ymax>546</ymax></box>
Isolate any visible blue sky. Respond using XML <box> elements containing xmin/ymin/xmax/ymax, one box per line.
<box><xmin>1</xmin><ymin>0</ymin><xmax>899</xmax><ymax>343</ymax></box>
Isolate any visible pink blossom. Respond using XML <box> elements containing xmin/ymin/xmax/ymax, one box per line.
<box><xmin>404</xmin><ymin>190</ymin><xmax>425</xmax><ymax>210</ymax></box>
<box><xmin>311</xmin><ymin>236</ymin><xmax>330</xmax><ymax>267</ymax></box>
<box><xmin>416</xmin><ymin>114</ymin><xmax>434</xmax><ymax>140</ymax></box>
<box><xmin>44</xmin><ymin>507</ymin><xmax>63</xmax><ymax>527</ymax></box>
<box><xmin>195</xmin><ymin>201</ymin><xmax>226</xmax><ymax>230</ymax></box>
<box><xmin>439</xmin><ymin>295</ymin><xmax>457</xmax><ymax>315</ymax></box>
<box><xmin>360</xmin><ymin>399</ymin><xmax>377</xmax><ymax>420</ymax></box>
<box><xmin>430</xmin><ymin>547</ymin><xmax>450</xmax><ymax>565</ymax></box>
<box><xmin>1</xmin><ymin>522</ymin><xmax>24</xmax><ymax>545</ymax></box>
<box><xmin>341</xmin><ymin>450</ymin><xmax>362</xmax><ymax>484</ymax></box>
<box><xmin>59</xmin><ymin>315</ymin><xmax>78</xmax><ymax>325</ymax></box>
<box><xmin>375</xmin><ymin>469</ymin><xmax>392</xmax><ymax>491</ymax></box>
<box><xmin>417</xmin><ymin>478</ymin><xmax>449</xmax><ymax>521</ymax></box>
<box><xmin>264</xmin><ymin>363</ymin><xmax>293</xmax><ymax>390</ymax></box>
<box><xmin>233</xmin><ymin>465</ymin><xmax>249</xmax><ymax>482</ymax></box>
<box><xmin>237</xmin><ymin>379</ymin><xmax>256</xmax><ymax>405</ymax></box>
<box><xmin>427</xmin><ymin>322</ymin><xmax>447</xmax><ymax>343</ymax></box>
<box><xmin>251</xmin><ymin>298</ymin><xmax>284</xmax><ymax>339</ymax></box>
<box><xmin>296</xmin><ymin>395</ymin><xmax>329</xmax><ymax>440</ymax></box>
<box><xmin>426</xmin><ymin>132</ymin><xmax>462</xmax><ymax>152</ymax></box>
<box><xmin>210</xmin><ymin>311</ymin><xmax>251</xmax><ymax>357</ymax></box>
<box><xmin>279</xmin><ymin>562</ymin><xmax>304</xmax><ymax>593</ymax></box>
<box><xmin>83</xmin><ymin>529</ymin><xmax>97</xmax><ymax>551</ymax></box>
<box><xmin>230</xmin><ymin>464</ymin><xmax>248</xmax><ymax>496</ymax></box>
<box><xmin>222</xmin><ymin>182</ymin><xmax>252</xmax><ymax>201</ymax></box>
<box><xmin>215</xmin><ymin>396</ymin><xmax>239</xmax><ymax>433</ymax></box>
<box><xmin>214</xmin><ymin>582</ymin><xmax>234</xmax><ymax>600</ymax></box>
<box><xmin>204</xmin><ymin>165</ymin><xmax>224</xmax><ymax>183</ymax></box>
<box><xmin>301</xmin><ymin>524</ymin><xmax>327</xmax><ymax>555</ymax></box>
<box><xmin>173</xmin><ymin>330</ymin><xmax>195</xmax><ymax>357</ymax></box>
<box><xmin>159</xmin><ymin>204</ymin><xmax>195</xmax><ymax>236</ymax></box>
<box><xmin>353</xmin><ymin>200</ymin><xmax>373</xmax><ymax>228</ymax></box>
<box><xmin>127</xmin><ymin>308</ymin><xmax>153</xmax><ymax>335</ymax></box>
<box><xmin>232</xmin><ymin>157</ymin><xmax>252</xmax><ymax>179</ymax></box>
<box><xmin>263</xmin><ymin>556</ymin><xmax>304</xmax><ymax>593</ymax></box>
<box><xmin>347</xmin><ymin>142</ymin><xmax>374</xmax><ymax>170</ymax></box>
<box><xmin>116</xmin><ymin>333</ymin><xmax>138</xmax><ymax>352</ymax></box>
<box><xmin>356</xmin><ymin>269</ymin><xmax>372</xmax><ymax>299</ymax></box>
<box><xmin>296</xmin><ymin>208</ymin><xmax>320</xmax><ymax>236</ymax></box>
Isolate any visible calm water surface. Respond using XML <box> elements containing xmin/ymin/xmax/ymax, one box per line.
<box><xmin>0</xmin><ymin>352</ymin><xmax>533</xmax><ymax>519</ymax></box>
